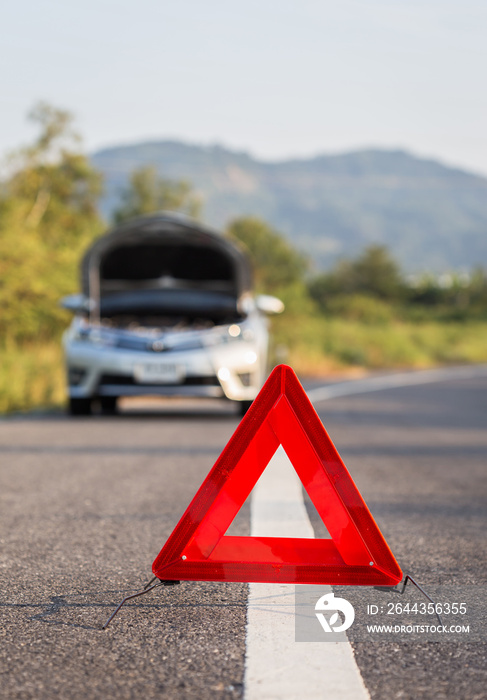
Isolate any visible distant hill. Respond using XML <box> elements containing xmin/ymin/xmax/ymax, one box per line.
<box><xmin>92</xmin><ymin>141</ymin><xmax>487</xmax><ymax>272</ymax></box>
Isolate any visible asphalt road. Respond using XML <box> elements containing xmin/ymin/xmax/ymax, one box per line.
<box><xmin>1</xmin><ymin>370</ymin><xmax>486</xmax><ymax>699</ymax></box>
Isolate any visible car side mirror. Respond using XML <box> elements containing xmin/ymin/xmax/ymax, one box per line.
<box><xmin>60</xmin><ymin>294</ymin><xmax>93</xmax><ymax>314</ymax></box>
<box><xmin>255</xmin><ymin>294</ymin><xmax>285</xmax><ymax>315</ymax></box>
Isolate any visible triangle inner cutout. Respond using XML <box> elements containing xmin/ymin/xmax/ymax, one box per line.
<box><xmin>152</xmin><ymin>365</ymin><xmax>402</xmax><ymax>586</ymax></box>
<box><xmin>225</xmin><ymin>446</ymin><xmax>325</xmax><ymax>538</ymax></box>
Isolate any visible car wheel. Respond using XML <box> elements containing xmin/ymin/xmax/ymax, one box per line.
<box><xmin>100</xmin><ymin>396</ymin><xmax>118</xmax><ymax>415</ymax></box>
<box><xmin>238</xmin><ymin>400</ymin><xmax>253</xmax><ymax>417</ymax></box>
<box><xmin>68</xmin><ymin>397</ymin><xmax>92</xmax><ymax>416</ymax></box>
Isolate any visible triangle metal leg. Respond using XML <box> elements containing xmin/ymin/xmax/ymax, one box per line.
<box><xmin>102</xmin><ymin>579</ymin><xmax>180</xmax><ymax>630</ymax></box>
<box><xmin>375</xmin><ymin>573</ymin><xmax>444</xmax><ymax>626</ymax></box>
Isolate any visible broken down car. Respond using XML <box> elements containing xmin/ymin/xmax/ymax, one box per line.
<box><xmin>61</xmin><ymin>213</ymin><xmax>284</xmax><ymax>415</ymax></box>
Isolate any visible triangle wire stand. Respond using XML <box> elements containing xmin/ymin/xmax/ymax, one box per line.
<box><xmin>102</xmin><ymin>579</ymin><xmax>180</xmax><ymax>630</ymax></box>
<box><xmin>102</xmin><ymin>572</ymin><xmax>442</xmax><ymax>630</ymax></box>
<box><xmin>375</xmin><ymin>574</ymin><xmax>444</xmax><ymax>626</ymax></box>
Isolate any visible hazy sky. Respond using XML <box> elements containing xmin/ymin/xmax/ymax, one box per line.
<box><xmin>2</xmin><ymin>0</ymin><xmax>487</xmax><ymax>174</ymax></box>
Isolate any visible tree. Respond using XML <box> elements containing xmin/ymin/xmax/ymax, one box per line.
<box><xmin>351</xmin><ymin>245</ymin><xmax>404</xmax><ymax>299</ymax></box>
<box><xmin>0</xmin><ymin>102</ymin><xmax>103</xmax><ymax>345</ymax></box>
<box><xmin>113</xmin><ymin>165</ymin><xmax>202</xmax><ymax>224</ymax></box>
<box><xmin>309</xmin><ymin>245</ymin><xmax>405</xmax><ymax>310</ymax></box>
<box><xmin>226</xmin><ymin>216</ymin><xmax>308</xmax><ymax>294</ymax></box>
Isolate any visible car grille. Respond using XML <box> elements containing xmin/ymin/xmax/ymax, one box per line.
<box><xmin>111</xmin><ymin>337</ymin><xmax>204</xmax><ymax>352</ymax></box>
<box><xmin>99</xmin><ymin>373</ymin><xmax>220</xmax><ymax>387</ymax></box>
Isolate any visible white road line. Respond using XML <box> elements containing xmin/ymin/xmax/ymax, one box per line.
<box><xmin>306</xmin><ymin>364</ymin><xmax>487</xmax><ymax>404</ymax></box>
<box><xmin>244</xmin><ymin>448</ymin><xmax>369</xmax><ymax>700</ymax></box>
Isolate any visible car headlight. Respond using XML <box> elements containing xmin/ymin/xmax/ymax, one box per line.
<box><xmin>228</xmin><ymin>324</ymin><xmax>241</xmax><ymax>338</ymax></box>
<box><xmin>72</xmin><ymin>327</ymin><xmax>116</xmax><ymax>347</ymax></box>
<box><xmin>204</xmin><ymin>324</ymin><xmax>255</xmax><ymax>347</ymax></box>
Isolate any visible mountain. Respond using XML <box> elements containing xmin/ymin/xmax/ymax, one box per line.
<box><xmin>92</xmin><ymin>141</ymin><xmax>487</xmax><ymax>272</ymax></box>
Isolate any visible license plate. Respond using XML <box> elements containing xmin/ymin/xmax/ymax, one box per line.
<box><xmin>133</xmin><ymin>362</ymin><xmax>185</xmax><ymax>384</ymax></box>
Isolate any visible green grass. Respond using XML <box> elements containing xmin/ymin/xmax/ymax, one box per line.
<box><xmin>271</xmin><ymin>313</ymin><xmax>487</xmax><ymax>376</ymax></box>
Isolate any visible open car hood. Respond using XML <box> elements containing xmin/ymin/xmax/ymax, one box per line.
<box><xmin>81</xmin><ymin>213</ymin><xmax>252</xmax><ymax>322</ymax></box>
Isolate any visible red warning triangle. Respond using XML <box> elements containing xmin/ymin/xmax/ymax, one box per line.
<box><xmin>152</xmin><ymin>365</ymin><xmax>402</xmax><ymax>586</ymax></box>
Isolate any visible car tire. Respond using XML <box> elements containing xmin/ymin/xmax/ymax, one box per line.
<box><xmin>100</xmin><ymin>396</ymin><xmax>118</xmax><ymax>415</ymax></box>
<box><xmin>68</xmin><ymin>397</ymin><xmax>92</xmax><ymax>416</ymax></box>
<box><xmin>238</xmin><ymin>400</ymin><xmax>253</xmax><ymax>417</ymax></box>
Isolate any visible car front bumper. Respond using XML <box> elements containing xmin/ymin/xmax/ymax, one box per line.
<box><xmin>64</xmin><ymin>339</ymin><xmax>262</xmax><ymax>402</ymax></box>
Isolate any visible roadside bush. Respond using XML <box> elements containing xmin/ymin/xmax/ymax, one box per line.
<box><xmin>324</xmin><ymin>294</ymin><xmax>395</xmax><ymax>324</ymax></box>
<box><xmin>0</xmin><ymin>343</ymin><xmax>65</xmax><ymax>413</ymax></box>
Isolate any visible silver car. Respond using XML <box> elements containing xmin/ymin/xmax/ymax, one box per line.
<box><xmin>61</xmin><ymin>213</ymin><xmax>283</xmax><ymax>415</ymax></box>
